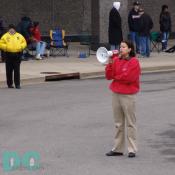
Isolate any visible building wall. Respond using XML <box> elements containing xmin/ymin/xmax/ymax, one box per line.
<box><xmin>51</xmin><ymin>0</ymin><xmax>91</xmax><ymax>34</ymax></box>
<box><xmin>0</xmin><ymin>0</ymin><xmax>91</xmax><ymax>35</ymax></box>
<box><xmin>0</xmin><ymin>0</ymin><xmax>174</xmax><ymax>42</ymax></box>
<box><xmin>0</xmin><ymin>0</ymin><xmax>52</xmax><ymax>34</ymax></box>
<box><xmin>91</xmin><ymin>0</ymin><xmax>100</xmax><ymax>45</ymax></box>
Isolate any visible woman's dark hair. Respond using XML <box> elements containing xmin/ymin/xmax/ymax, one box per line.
<box><xmin>121</xmin><ymin>40</ymin><xmax>136</xmax><ymax>57</ymax></box>
<box><xmin>161</xmin><ymin>5</ymin><xmax>168</xmax><ymax>12</ymax></box>
<box><xmin>33</xmin><ymin>21</ymin><xmax>39</xmax><ymax>27</ymax></box>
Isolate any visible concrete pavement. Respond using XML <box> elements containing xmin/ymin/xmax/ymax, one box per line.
<box><xmin>0</xmin><ymin>43</ymin><xmax>175</xmax><ymax>86</ymax></box>
<box><xmin>1</xmin><ymin>76</ymin><xmax>175</xmax><ymax>174</ymax></box>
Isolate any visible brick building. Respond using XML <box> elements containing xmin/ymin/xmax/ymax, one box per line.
<box><xmin>0</xmin><ymin>0</ymin><xmax>174</xmax><ymax>46</ymax></box>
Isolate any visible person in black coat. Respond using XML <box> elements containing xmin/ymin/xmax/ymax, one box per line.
<box><xmin>108</xmin><ymin>2</ymin><xmax>123</xmax><ymax>50</ymax></box>
<box><xmin>159</xmin><ymin>5</ymin><xmax>171</xmax><ymax>51</ymax></box>
<box><xmin>138</xmin><ymin>8</ymin><xmax>153</xmax><ymax>57</ymax></box>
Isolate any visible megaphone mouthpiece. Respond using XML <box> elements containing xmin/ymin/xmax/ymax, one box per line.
<box><xmin>107</xmin><ymin>51</ymin><xmax>113</xmax><ymax>57</ymax></box>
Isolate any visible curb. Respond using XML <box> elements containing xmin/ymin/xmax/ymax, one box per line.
<box><xmin>1</xmin><ymin>67</ymin><xmax>175</xmax><ymax>87</ymax></box>
<box><xmin>142</xmin><ymin>68</ymin><xmax>175</xmax><ymax>74</ymax></box>
<box><xmin>80</xmin><ymin>68</ymin><xmax>175</xmax><ymax>79</ymax></box>
<box><xmin>80</xmin><ymin>71</ymin><xmax>104</xmax><ymax>79</ymax></box>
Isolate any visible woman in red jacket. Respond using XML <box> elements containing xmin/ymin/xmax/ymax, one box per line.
<box><xmin>105</xmin><ymin>40</ymin><xmax>141</xmax><ymax>158</ymax></box>
<box><xmin>30</xmin><ymin>22</ymin><xmax>46</xmax><ymax>60</ymax></box>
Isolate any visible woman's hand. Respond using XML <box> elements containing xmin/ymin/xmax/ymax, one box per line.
<box><xmin>108</xmin><ymin>57</ymin><xmax>113</xmax><ymax>64</ymax></box>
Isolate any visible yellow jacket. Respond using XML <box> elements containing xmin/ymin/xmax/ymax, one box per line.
<box><xmin>0</xmin><ymin>32</ymin><xmax>27</xmax><ymax>53</ymax></box>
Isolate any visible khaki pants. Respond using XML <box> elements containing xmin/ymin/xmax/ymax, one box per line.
<box><xmin>112</xmin><ymin>92</ymin><xmax>137</xmax><ymax>153</ymax></box>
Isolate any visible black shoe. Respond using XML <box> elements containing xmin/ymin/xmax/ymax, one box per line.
<box><xmin>15</xmin><ymin>86</ymin><xmax>21</xmax><ymax>89</ymax></box>
<box><xmin>8</xmin><ymin>85</ymin><xmax>14</xmax><ymax>88</ymax></box>
<box><xmin>106</xmin><ymin>150</ymin><xmax>123</xmax><ymax>156</ymax></box>
<box><xmin>128</xmin><ymin>152</ymin><xmax>136</xmax><ymax>158</ymax></box>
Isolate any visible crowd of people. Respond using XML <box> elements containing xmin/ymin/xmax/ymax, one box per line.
<box><xmin>0</xmin><ymin>16</ymin><xmax>48</xmax><ymax>89</ymax></box>
<box><xmin>17</xmin><ymin>17</ymin><xmax>47</xmax><ymax>60</ymax></box>
<box><xmin>0</xmin><ymin>16</ymin><xmax>47</xmax><ymax>61</ymax></box>
<box><xmin>108</xmin><ymin>1</ymin><xmax>172</xmax><ymax>58</ymax></box>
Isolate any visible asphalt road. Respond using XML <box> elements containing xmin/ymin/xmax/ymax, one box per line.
<box><xmin>0</xmin><ymin>72</ymin><xmax>175</xmax><ymax>175</ymax></box>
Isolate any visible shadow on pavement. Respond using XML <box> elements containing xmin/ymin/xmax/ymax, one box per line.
<box><xmin>150</xmin><ymin>124</ymin><xmax>175</xmax><ymax>163</ymax></box>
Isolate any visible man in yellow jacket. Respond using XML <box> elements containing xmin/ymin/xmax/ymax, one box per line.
<box><xmin>0</xmin><ymin>24</ymin><xmax>27</xmax><ymax>89</ymax></box>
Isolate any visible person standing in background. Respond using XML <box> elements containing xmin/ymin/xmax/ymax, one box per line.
<box><xmin>17</xmin><ymin>16</ymin><xmax>32</xmax><ymax>44</ymax></box>
<box><xmin>0</xmin><ymin>24</ymin><xmax>27</xmax><ymax>89</ymax></box>
<box><xmin>17</xmin><ymin>16</ymin><xmax>33</xmax><ymax>60</ymax></box>
<box><xmin>108</xmin><ymin>1</ymin><xmax>123</xmax><ymax>50</ymax></box>
<box><xmin>138</xmin><ymin>8</ymin><xmax>153</xmax><ymax>58</ymax></box>
<box><xmin>159</xmin><ymin>5</ymin><xmax>171</xmax><ymax>51</ymax></box>
<box><xmin>128</xmin><ymin>1</ymin><xmax>141</xmax><ymax>53</ymax></box>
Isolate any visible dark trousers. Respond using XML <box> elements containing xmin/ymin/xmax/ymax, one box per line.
<box><xmin>5</xmin><ymin>52</ymin><xmax>22</xmax><ymax>87</ymax></box>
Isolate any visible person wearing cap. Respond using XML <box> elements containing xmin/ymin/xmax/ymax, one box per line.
<box><xmin>108</xmin><ymin>1</ymin><xmax>123</xmax><ymax>50</ymax></box>
<box><xmin>128</xmin><ymin>1</ymin><xmax>141</xmax><ymax>53</ymax></box>
<box><xmin>159</xmin><ymin>5</ymin><xmax>171</xmax><ymax>51</ymax></box>
<box><xmin>138</xmin><ymin>8</ymin><xmax>153</xmax><ymax>58</ymax></box>
<box><xmin>0</xmin><ymin>24</ymin><xmax>27</xmax><ymax>89</ymax></box>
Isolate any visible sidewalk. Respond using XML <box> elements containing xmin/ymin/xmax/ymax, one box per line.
<box><xmin>0</xmin><ymin>44</ymin><xmax>175</xmax><ymax>86</ymax></box>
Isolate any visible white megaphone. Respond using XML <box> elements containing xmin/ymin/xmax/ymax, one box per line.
<box><xmin>96</xmin><ymin>47</ymin><xmax>118</xmax><ymax>64</ymax></box>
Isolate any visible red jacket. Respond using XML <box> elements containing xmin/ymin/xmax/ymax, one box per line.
<box><xmin>105</xmin><ymin>56</ymin><xmax>141</xmax><ymax>94</ymax></box>
<box><xmin>30</xmin><ymin>26</ymin><xmax>41</xmax><ymax>42</ymax></box>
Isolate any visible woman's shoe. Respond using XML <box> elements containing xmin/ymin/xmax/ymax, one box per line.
<box><xmin>106</xmin><ymin>150</ymin><xmax>123</xmax><ymax>156</ymax></box>
<box><xmin>128</xmin><ymin>152</ymin><xmax>136</xmax><ymax>158</ymax></box>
